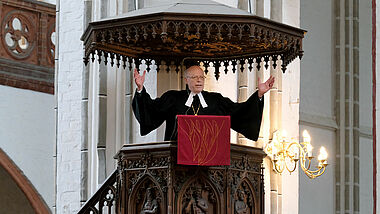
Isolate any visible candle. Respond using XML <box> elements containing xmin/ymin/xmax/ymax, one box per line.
<box><xmin>306</xmin><ymin>143</ymin><xmax>313</xmax><ymax>157</ymax></box>
<box><xmin>318</xmin><ymin>146</ymin><xmax>328</xmax><ymax>163</ymax></box>
<box><xmin>303</xmin><ymin>130</ymin><xmax>311</xmax><ymax>143</ymax></box>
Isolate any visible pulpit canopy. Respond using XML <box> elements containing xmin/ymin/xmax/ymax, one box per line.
<box><xmin>81</xmin><ymin>0</ymin><xmax>306</xmax><ymax>79</ymax></box>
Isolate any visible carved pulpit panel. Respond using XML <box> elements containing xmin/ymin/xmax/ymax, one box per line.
<box><xmin>129</xmin><ymin>176</ymin><xmax>164</xmax><ymax>214</ymax></box>
<box><xmin>178</xmin><ymin>176</ymin><xmax>220</xmax><ymax>214</ymax></box>
<box><xmin>234</xmin><ymin>180</ymin><xmax>257</xmax><ymax>214</ymax></box>
<box><xmin>115</xmin><ymin>142</ymin><xmax>265</xmax><ymax>214</ymax></box>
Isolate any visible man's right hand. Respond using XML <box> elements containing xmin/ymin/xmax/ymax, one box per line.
<box><xmin>133</xmin><ymin>68</ymin><xmax>146</xmax><ymax>91</ymax></box>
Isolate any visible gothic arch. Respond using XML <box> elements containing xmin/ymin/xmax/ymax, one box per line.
<box><xmin>0</xmin><ymin>148</ymin><xmax>50</xmax><ymax>214</ymax></box>
<box><xmin>176</xmin><ymin>172</ymin><xmax>221</xmax><ymax>214</ymax></box>
<box><xmin>128</xmin><ymin>174</ymin><xmax>165</xmax><ymax>214</ymax></box>
<box><xmin>234</xmin><ymin>177</ymin><xmax>259</xmax><ymax>214</ymax></box>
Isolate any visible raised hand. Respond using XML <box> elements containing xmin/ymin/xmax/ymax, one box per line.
<box><xmin>258</xmin><ymin>76</ymin><xmax>275</xmax><ymax>98</ymax></box>
<box><xmin>133</xmin><ymin>68</ymin><xmax>146</xmax><ymax>91</ymax></box>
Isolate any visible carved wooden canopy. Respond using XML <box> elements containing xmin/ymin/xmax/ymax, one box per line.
<box><xmin>81</xmin><ymin>0</ymin><xmax>306</xmax><ymax>78</ymax></box>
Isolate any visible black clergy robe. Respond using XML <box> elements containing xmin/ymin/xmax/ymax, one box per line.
<box><xmin>132</xmin><ymin>87</ymin><xmax>264</xmax><ymax>141</ymax></box>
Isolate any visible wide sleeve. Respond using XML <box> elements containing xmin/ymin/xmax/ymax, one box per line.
<box><xmin>132</xmin><ymin>87</ymin><xmax>175</xmax><ymax>136</ymax></box>
<box><xmin>218</xmin><ymin>91</ymin><xmax>264</xmax><ymax>141</ymax></box>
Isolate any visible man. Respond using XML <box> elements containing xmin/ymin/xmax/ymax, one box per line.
<box><xmin>132</xmin><ymin>65</ymin><xmax>274</xmax><ymax>141</ymax></box>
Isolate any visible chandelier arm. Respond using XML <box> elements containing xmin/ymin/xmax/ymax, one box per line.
<box><xmin>299</xmin><ymin>157</ymin><xmax>312</xmax><ymax>173</ymax></box>
<box><xmin>273</xmin><ymin>160</ymin><xmax>284</xmax><ymax>174</ymax></box>
<box><xmin>284</xmin><ymin>156</ymin><xmax>297</xmax><ymax>173</ymax></box>
<box><xmin>304</xmin><ymin>166</ymin><xmax>325</xmax><ymax>174</ymax></box>
<box><xmin>304</xmin><ymin>166</ymin><xmax>326</xmax><ymax>179</ymax></box>
<box><xmin>302</xmin><ymin>157</ymin><xmax>312</xmax><ymax>170</ymax></box>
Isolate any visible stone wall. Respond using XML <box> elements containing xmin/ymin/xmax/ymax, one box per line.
<box><xmin>55</xmin><ymin>0</ymin><xmax>84</xmax><ymax>212</ymax></box>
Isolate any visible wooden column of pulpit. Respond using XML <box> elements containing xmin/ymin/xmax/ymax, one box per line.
<box><xmin>115</xmin><ymin>116</ymin><xmax>266</xmax><ymax>214</ymax></box>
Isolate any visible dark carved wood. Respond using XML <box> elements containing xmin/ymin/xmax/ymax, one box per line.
<box><xmin>78</xmin><ymin>170</ymin><xmax>118</xmax><ymax>214</ymax></box>
<box><xmin>81</xmin><ymin>1</ymin><xmax>306</xmax><ymax>77</ymax></box>
<box><xmin>114</xmin><ymin>141</ymin><xmax>266</xmax><ymax>214</ymax></box>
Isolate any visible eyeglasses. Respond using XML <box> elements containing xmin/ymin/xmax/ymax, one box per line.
<box><xmin>186</xmin><ymin>75</ymin><xmax>206</xmax><ymax>80</ymax></box>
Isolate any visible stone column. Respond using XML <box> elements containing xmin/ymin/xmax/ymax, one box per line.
<box><xmin>256</xmin><ymin>0</ymin><xmax>264</xmax><ymax>17</ymax></box>
<box><xmin>237</xmin><ymin>0</ymin><xmax>253</xmax><ymax>146</ymax></box>
<box><xmin>96</xmin><ymin>0</ymin><xmax>108</xmax><ymax>186</ymax></box>
<box><xmin>122</xmin><ymin>0</ymin><xmax>135</xmax><ymax>145</ymax></box>
<box><xmin>157</xmin><ymin>62</ymin><xmax>181</xmax><ymax>140</ymax></box>
<box><xmin>269</xmin><ymin>1</ymin><xmax>282</xmax><ymax>214</ymax></box>
<box><xmin>56</xmin><ymin>0</ymin><xmax>84</xmax><ymax>212</ymax></box>
<box><xmin>125</xmin><ymin>60</ymin><xmax>134</xmax><ymax>144</ymax></box>
<box><xmin>80</xmin><ymin>0</ymin><xmax>92</xmax><ymax>205</ymax></box>
<box><xmin>334</xmin><ymin>0</ymin><xmax>360</xmax><ymax>213</ymax></box>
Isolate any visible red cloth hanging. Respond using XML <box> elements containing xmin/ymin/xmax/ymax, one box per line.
<box><xmin>177</xmin><ymin>115</ymin><xmax>230</xmax><ymax>166</ymax></box>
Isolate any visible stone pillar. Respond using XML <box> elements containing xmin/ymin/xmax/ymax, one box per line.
<box><xmin>128</xmin><ymin>0</ymin><xmax>136</xmax><ymax>11</ymax></box>
<box><xmin>281</xmin><ymin>1</ymin><xmax>300</xmax><ymax>214</ymax></box>
<box><xmin>96</xmin><ymin>0</ymin><xmax>108</xmax><ymax>186</ymax></box>
<box><xmin>122</xmin><ymin>0</ymin><xmax>134</xmax><ymax>145</ymax></box>
<box><xmin>202</xmin><ymin>63</ymin><xmax>238</xmax><ymax>144</ymax></box>
<box><xmin>157</xmin><ymin>62</ymin><xmax>181</xmax><ymax>140</ymax></box>
<box><xmin>125</xmin><ymin>60</ymin><xmax>134</xmax><ymax>144</ymax></box>
<box><xmin>334</xmin><ymin>0</ymin><xmax>360</xmax><ymax>213</ymax></box>
<box><xmin>269</xmin><ymin>1</ymin><xmax>282</xmax><ymax>214</ymax></box>
<box><xmin>237</xmin><ymin>0</ymin><xmax>253</xmax><ymax>146</ymax></box>
<box><xmin>80</xmin><ymin>0</ymin><xmax>92</xmax><ymax>205</ymax></box>
<box><xmin>56</xmin><ymin>0</ymin><xmax>84</xmax><ymax>212</ymax></box>
<box><xmin>53</xmin><ymin>1</ymin><xmax>59</xmax><ymax>211</ymax></box>
<box><xmin>256</xmin><ymin>0</ymin><xmax>264</xmax><ymax>17</ymax></box>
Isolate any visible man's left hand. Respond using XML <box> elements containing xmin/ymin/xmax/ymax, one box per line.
<box><xmin>258</xmin><ymin>76</ymin><xmax>275</xmax><ymax>98</ymax></box>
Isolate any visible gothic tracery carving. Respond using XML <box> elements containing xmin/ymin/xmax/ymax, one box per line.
<box><xmin>2</xmin><ymin>10</ymin><xmax>36</xmax><ymax>59</ymax></box>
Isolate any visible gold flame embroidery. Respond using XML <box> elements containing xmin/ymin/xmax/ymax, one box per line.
<box><xmin>179</xmin><ymin>119</ymin><xmax>225</xmax><ymax>165</ymax></box>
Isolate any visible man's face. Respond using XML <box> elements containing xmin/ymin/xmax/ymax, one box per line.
<box><xmin>185</xmin><ymin>66</ymin><xmax>205</xmax><ymax>94</ymax></box>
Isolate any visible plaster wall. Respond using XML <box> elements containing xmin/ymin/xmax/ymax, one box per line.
<box><xmin>279</xmin><ymin>1</ymin><xmax>301</xmax><ymax>214</ymax></box>
<box><xmin>360</xmin><ymin>0</ymin><xmax>373</xmax><ymax>130</ymax></box>
<box><xmin>56</xmin><ymin>0</ymin><xmax>84</xmax><ymax>212</ymax></box>
<box><xmin>299</xmin><ymin>0</ymin><xmax>334</xmax><ymax>119</ymax></box>
<box><xmin>360</xmin><ymin>137</ymin><xmax>373</xmax><ymax>214</ymax></box>
<box><xmin>0</xmin><ymin>85</ymin><xmax>55</xmax><ymax>211</ymax></box>
<box><xmin>298</xmin><ymin>0</ymin><xmax>336</xmax><ymax>214</ymax></box>
<box><xmin>358</xmin><ymin>0</ymin><xmax>373</xmax><ymax>213</ymax></box>
<box><xmin>281</xmin><ymin>61</ymin><xmax>300</xmax><ymax>214</ymax></box>
<box><xmin>298</xmin><ymin>125</ymin><xmax>335</xmax><ymax>214</ymax></box>
<box><xmin>299</xmin><ymin>0</ymin><xmax>374</xmax><ymax>213</ymax></box>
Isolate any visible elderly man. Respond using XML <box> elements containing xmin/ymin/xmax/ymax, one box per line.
<box><xmin>132</xmin><ymin>65</ymin><xmax>274</xmax><ymax>141</ymax></box>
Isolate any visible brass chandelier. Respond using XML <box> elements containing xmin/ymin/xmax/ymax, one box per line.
<box><xmin>265</xmin><ymin>130</ymin><xmax>328</xmax><ymax>179</ymax></box>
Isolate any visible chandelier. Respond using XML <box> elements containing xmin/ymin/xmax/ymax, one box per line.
<box><xmin>264</xmin><ymin>130</ymin><xmax>328</xmax><ymax>179</ymax></box>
